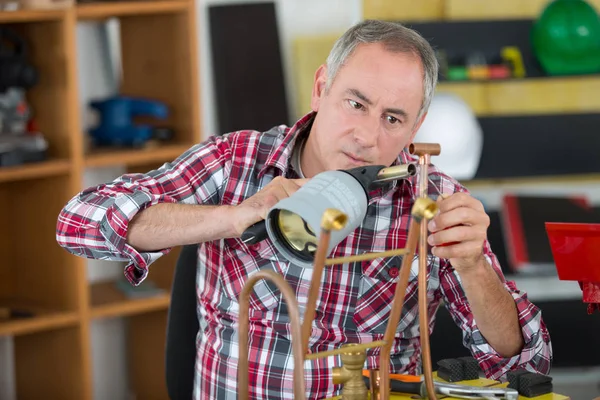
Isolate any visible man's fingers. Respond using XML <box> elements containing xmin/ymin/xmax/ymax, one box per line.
<box><xmin>428</xmin><ymin>225</ymin><xmax>487</xmax><ymax>247</ymax></box>
<box><xmin>437</xmin><ymin>192</ymin><xmax>485</xmax><ymax>213</ymax></box>
<box><xmin>431</xmin><ymin>240</ymin><xmax>483</xmax><ymax>260</ymax></box>
<box><xmin>429</xmin><ymin>207</ymin><xmax>489</xmax><ymax>232</ymax></box>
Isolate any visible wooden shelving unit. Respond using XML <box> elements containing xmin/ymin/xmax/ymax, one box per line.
<box><xmin>0</xmin><ymin>0</ymin><xmax>200</xmax><ymax>398</ymax></box>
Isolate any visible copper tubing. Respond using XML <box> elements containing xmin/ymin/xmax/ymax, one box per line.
<box><xmin>324</xmin><ymin>248</ymin><xmax>409</xmax><ymax>265</ymax></box>
<box><xmin>238</xmin><ymin>269</ymin><xmax>306</xmax><ymax>400</ymax></box>
<box><xmin>378</xmin><ymin>217</ymin><xmax>420</xmax><ymax>400</ymax></box>
<box><xmin>416</xmin><ymin>155</ymin><xmax>437</xmax><ymax>400</ymax></box>
<box><xmin>419</xmin><ymin>218</ymin><xmax>437</xmax><ymax>400</ymax></box>
<box><xmin>409</xmin><ymin>142</ymin><xmax>441</xmax><ymax>157</ymax></box>
<box><xmin>301</xmin><ymin>228</ymin><xmax>332</xmax><ymax>357</ymax></box>
<box><xmin>301</xmin><ymin>208</ymin><xmax>348</xmax><ymax>357</ymax></box>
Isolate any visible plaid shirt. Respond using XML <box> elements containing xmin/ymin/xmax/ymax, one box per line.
<box><xmin>57</xmin><ymin>112</ymin><xmax>552</xmax><ymax>399</ymax></box>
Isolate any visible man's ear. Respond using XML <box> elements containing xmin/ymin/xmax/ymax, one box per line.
<box><xmin>408</xmin><ymin>111</ymin><xmax>428</xmax><ymax>144</ymax></box>
<box><xmin>310</xmin><ymin>64</ymin><xmax>328</xmax><ymax>112</ymax></box>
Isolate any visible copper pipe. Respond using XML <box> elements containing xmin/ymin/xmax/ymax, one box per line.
<box><xmin>324</xmin><ymin>248</ymin><xmax>409</xmax><ymax>265</ymax></box>
<box><xmin>301</xmin><ymin>208</ymin><xmax>348</xmax><ymax>358</ymax></box>
<box><xmin>301</xmin><ymin>228</ymin><xmax>331</xmax><ymax>357</ymax></box>
<box><xmin>419</xmin><ymin>217</ymin><xmax>437</xmax><ymax>400</ymax></box>
<box><xmin>409</xmin><ymin>142</ymin><xmax>441</xmax><ymax>157</ymax></box>
<box><xmin>305</xmin><ymin>340</ymin><xmax>386</xmax><ymax>360</ymax></box>
<box><xmin>378</xmin><ymin>217</ymin><xmax>420</xmax><ymax>400</ymax></box>
<box><xmin>238</xmin><ymin>269</ymin><xmax>306</xmax><ymax>400</ymax></box>
<box><xmin>378</xmin><ymin>178</ymin><xmax>439</xmax><ymax>400</ymax></box>
<box><xmin>416</xmin><ymin>154</ymin><xmax>437</xmax><ymax>400</ymax></box>
<box><xmin>369</xmin><ymin>369</ymin><xmax>380</xmax><ymax>400</ymax></box>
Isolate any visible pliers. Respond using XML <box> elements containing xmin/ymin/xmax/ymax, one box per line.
<box><xmin>362</xmin><ymin>372</ymin><xmax>519</xmax><ymax>400</ymax></box>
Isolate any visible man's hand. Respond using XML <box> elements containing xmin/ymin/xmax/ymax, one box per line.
<box><xmin>426</xmin><ymin>192</ymin><xmax>490</xmax><ymax>272</ymax></box>
<box><xmin>232</xmin><ymin>176</ymin><xmax>309</xmax><ymax>237</ymax></box>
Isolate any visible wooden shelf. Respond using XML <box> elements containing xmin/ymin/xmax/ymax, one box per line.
<box><xmin>463</xmin><ymin>172</ymin><xmax>600</xmax><ymax>189</ymax></box>
<box><xmin>436</xmin><ymin>75</ymin><xmax>600</xmax><ymax>116</ymax></box>
<box><xmin>76</xmin><ymin>0</ymin><xmax>189</xmax><ymax>20</ymax></box>
<box><xmin>90</xmin><ymin>281</ymin><xmax>170</xmax><ymax>319</ymax></box>
<box><xmin>84</xmin><ymin>143</ymin><xmax>190</xmax><ymax>168</ymax></box>
<box><xmin>0</xmin><ymin>159</ymin><xmax>71</xmax><ymax>184</ymax></box>
<box><xmin>445</xmin><ymin>0</ymin><xmax>600</xmax><ymax>21</ymax></box>
<box><xmin>0</xmin><ymin>300</ymin><xmax>78</xmax><ymax>336</ymax></box>
<box><xmin>363</xmin><ymin>0</ymin><xmax>600</xmax><ymax>21</ymax></box>
<box><xmin>0</xmin><ymin>9</ymin><xmax>66</xmax><ymax>23</ymax></box>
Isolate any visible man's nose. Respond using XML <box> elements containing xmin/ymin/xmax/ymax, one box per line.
<box><xmin>352</xmin><ymin>119</ymin><xmax>378</xmax><ymax>148</ymax></box>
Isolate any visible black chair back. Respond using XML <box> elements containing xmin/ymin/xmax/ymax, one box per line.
<box><xmin>165</xmin><ymin>244</ymin><xmax>200</xmax><ymax>399</ymax></box>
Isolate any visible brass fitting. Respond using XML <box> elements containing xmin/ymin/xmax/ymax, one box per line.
<box><xmin>331</xmin><ymin>344</ymin><xmax>368</xmax><ymax>400</ymax></box>
<box><xmin>411</xmin><ymin>197</ymin><xmax>438</xmax><ymax>222</ymax></box>
<box><xmin>320</xmin><ymin>208</ymin><xmax>348</xmax><ymax>231</ymax></box>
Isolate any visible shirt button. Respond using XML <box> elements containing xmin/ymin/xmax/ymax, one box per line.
<box><xmin>389</xmin><ymin>267</ymin><xmax>399</xmax><ymax>278</ymax></box>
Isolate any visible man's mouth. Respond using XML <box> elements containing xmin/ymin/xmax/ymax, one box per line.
<box><xmin>343</xmin><ymin>151</ymin><xmax>370</xmax><ymax>164</ymax></box>
<box><xmin>343</xmin><ymin>151</ymin><xmax>369</xmax><ymax>163</ymax></box>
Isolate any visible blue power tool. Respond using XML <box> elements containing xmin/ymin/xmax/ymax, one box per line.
<box><xmin>88</xmin><ymin>96</ymin><xmax>171</xmax><ymax>147</ymax></box>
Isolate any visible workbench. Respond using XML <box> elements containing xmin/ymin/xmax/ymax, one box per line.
<box><xmin>326</xmin><ymin>372</ymin><xmax>570</xmax><ymax>399</ymax></box>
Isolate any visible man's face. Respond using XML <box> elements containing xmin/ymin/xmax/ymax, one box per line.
<box><xmin>303</xmin><ymin>42</ymin><xmax>427</xmax><ymax>175</ymax></box>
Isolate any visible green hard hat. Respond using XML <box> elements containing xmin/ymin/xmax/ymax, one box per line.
<box><xmin>531</xmin><ymin>0</ymin><xmax>600</xmax><ymax>75</ymax></box>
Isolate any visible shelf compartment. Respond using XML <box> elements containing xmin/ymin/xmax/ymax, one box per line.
<box><xmin>77</xmin><ymin>0</ymin><xmax>189</xmax><ymax>20</ymax></box>
<box><xmin>5</xmin><ymin>15</ymin><xmax>78</xmax><ymax>161</ymax></box>
<box><xmin>0</xmin><ymin>300</ymin><xmax>78</xmax><ymax>336</ymax></box>
<box><xmin>0</xmin><ymin>175</ymin><xmax>84</xmax><ymax>317</ymax></box>
<box><xmin>90</xmin><ymin>281</ymin><xmax>170</xmax><ymax>319</ymax></box>
<box><xmin>0</xmin><ymin>159</ymin><xmax>71</xmax><ymax>183</ymax></box>
<box><xmin>84</xmin><ymin>143</ymin><xmax>191</xmax><ymax>168</ymax></box>
<box><xmin>436</xmin><ymin>75</ymin><xmax>600</xmax><ymax>116</ymax></box>
<box><xmin>13</xmin><ymin>326</ymin><xmax>87</xmax><ymax>399</ymax></box>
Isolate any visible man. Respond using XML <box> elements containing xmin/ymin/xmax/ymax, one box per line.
<box><xmin>57</xmin><ymin>20</ymin><xmax>552</xmax><ymax>399</ymax></box>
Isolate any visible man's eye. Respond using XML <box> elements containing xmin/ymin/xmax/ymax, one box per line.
<box><xmin>386</xmin><ymin>115</ymin><xmax>399</xmax><ymax>124</ymax></box>
<box><xmin>349</xmin><ymin>100</ymin><xmax>363</xmax><ymax>110</ymax></box>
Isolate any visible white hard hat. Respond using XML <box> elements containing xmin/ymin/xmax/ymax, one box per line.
<box><xmin>414</xmin><ymin>92</ymin><xmax>483</xmax><ymax>180</ymax></box>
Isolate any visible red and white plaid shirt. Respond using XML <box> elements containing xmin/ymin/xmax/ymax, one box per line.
<box><xmin>57</xmin><ymin>112</ymin><xmax>552</xmax><ymax>399</ymax></box>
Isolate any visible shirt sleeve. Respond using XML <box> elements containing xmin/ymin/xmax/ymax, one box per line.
<box><xmin>56</xmin><ymin>135</ymin><xmax>231</xmax><ymax>285</ymax></box>
<box><xmin>439</xmin><ymin>240</ymin><xmax>553</xmax><ymax>380</ymax></box>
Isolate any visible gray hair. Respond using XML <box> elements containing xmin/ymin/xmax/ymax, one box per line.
<box><xmin>326</xmin><ymin>19</ymin><xmax>439</xmax><ymax>122</ymax></box>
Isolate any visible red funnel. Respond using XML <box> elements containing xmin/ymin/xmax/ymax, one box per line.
<box><xmin>545</xmin><ymin>222</ymin><xmax>600</xmax><ymax>314</ymax></box>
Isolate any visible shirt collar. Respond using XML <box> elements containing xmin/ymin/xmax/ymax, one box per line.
<box><xmin>258</xmin><ymin>111</ymin><xmax>315</xmax><ymax>179</ymax></box>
